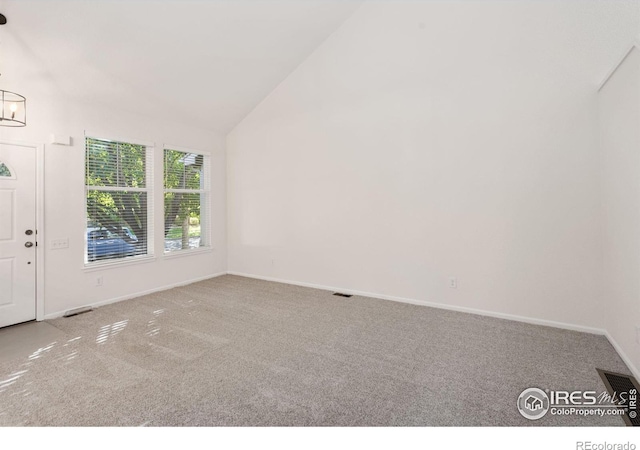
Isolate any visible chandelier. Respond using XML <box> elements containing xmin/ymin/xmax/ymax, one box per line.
<box><xmin>0</xmin><ymin>13</ymin><xmax>26</xmax><ymax>127</ymax></box>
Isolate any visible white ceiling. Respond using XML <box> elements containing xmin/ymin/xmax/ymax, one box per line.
<box><xmin>2</xmin><ymin>0</ymin><xmax>363</xmax><ymax>134</ymax></box>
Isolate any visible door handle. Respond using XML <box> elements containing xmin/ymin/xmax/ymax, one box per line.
<box><xmin>25</xmin><ymin>241</ymin><xmax>34</xmax><ymax>248</ymax></box>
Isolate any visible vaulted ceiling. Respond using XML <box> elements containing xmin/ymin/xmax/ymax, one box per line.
<box><xmin>2</xmin><ymin>1</ymin><xmax>638</xmax><ymax>136</ymax></box>
<box><xmin>2</xmin><ymin>0</ymin><xmax>363</xmax><ymax>134</ymax></box>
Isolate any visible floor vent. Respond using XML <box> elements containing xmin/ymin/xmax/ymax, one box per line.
<box><xmin>63</xmin><ymin>306</ymin><xmax>93</xmax><ymax>318</ymax></box>
<box><xmin>333</xmin><ymin>292</ymin><xmax>352</xmax><ymax>298</ymax></box>
<box><xmin>597</xmin><ymin>368</ymin><xmax>640</xmax><ymax>426</ymax></box>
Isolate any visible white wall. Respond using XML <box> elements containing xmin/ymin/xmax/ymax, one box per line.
<box><xmin>599</xmin><ymin>47</ymin><xmax>640</xmax><ymax>373</ymax></box>
<box><xmin>0</xmin><ymin>35</ymin><xmax>227</xmax><ymax>318</ymax></box>
<box><xmin>227</xmin><ymin>1</ymin><xmax>638</xmax><ymax>330</ymax></box>
<box><xmin>1</xmin><ymin>0</ymin><xmax>637</xmax><ymax>353</ymax></box>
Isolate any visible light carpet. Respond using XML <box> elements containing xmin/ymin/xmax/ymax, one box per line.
<box><xmin>0</xmin><ymin>275</ymin><xmax>630</xmax><ymax>426</ymax></box>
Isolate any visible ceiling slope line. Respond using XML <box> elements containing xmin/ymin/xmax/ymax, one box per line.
<box><xmin>225</xmin><ymin>1</ymin><xmax>365</xmax><ymax>138</ymax></box>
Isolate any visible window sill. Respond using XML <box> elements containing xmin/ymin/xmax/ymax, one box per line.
<box><xmin>163</xmin><ymin>247</ymin><xmax>213</xmax><ymax>259</ymax></box>
<box><xmin>83</xmin><ymin>255</ymin><xmax>156</xmax><ymax>272</ymax></box>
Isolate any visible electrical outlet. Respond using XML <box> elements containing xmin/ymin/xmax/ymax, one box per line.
<box><xmin>449</xmin><ymin>277</ymin><xmax>457</xmax><ymax>289</ymax></box>
<box><xmin>50</xmin><ymin>238</ymin><xmax>69</xmax><ymax>250</ymax></box>
<box><xmin>96</xmin><ymin>276</ymin><xmax>103</xmax><ymax>287</ymax></box>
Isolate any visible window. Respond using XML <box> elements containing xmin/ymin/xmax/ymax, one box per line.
<box><xmin>0</xmin><ymin>162</ymin><xmax>12</xmax><ymax>177</ymax></box>
<box><xmin>85</xmin><ymin>137</ymin><xmax>154</xmax><ymax>264</ymax></box>
<box><xmin>164</xmin><ymin>148</ymin><xmax>210</xmax><ymax>252</ymax></box>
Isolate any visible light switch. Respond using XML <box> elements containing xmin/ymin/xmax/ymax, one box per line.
<box><xmin>51</xmin><ymin>238</ymin><xmax>69</xmax><ymax>250</ymax></box>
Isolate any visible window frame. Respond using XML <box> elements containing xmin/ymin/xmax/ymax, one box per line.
<box><xmin>83</xmin><ymin>132</ymin><xmax>155</xmax><ymax>269</ymax></box>
<box><xmin>162</xmin><ymin>144</ymin><xmax>211</xmax><ymax>256</ymax></box>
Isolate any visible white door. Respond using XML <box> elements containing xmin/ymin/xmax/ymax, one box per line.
<box><xmin>0</xmin><ymin>143</ymin><xmax>37</xmax><ymax>328</ymax></box>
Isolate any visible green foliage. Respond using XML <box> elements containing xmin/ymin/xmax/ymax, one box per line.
<box><xmin>85</xmin><ymin>140</ymin><xmax>205</xmax><ymax>246</ymax></box>
<box><xmin>85</xmin><ymin>138</ymin><xmax>148</xmax><ymax>247</ymax></box>
<box><xmin>86</xmin><ymin>138</ymin><xmax>146</xmax><ymax>188</ymax></box>
<box><xmin>163</xmin><ymin>150</ymin><xmax>203</xmax><ymax>237</ymax></box>
<box><xmin>166</xmin><ymin>224</ymin><xmax>201</xmax><ymax>239</ymax></box>
<box><xmin>86</xmin><ymin>190</ymin><xmax>147</xmax><ymax>233</ymax></box>
<box><xmin>164</xmin><ymin>150</ymin><xmax>201</xmax><ymax>190</ymax></box>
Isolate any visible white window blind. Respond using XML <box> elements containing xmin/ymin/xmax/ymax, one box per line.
<box><xmin>164</xmin><ymin>148</ymin><xmax>210</xmax><ymax>252</ymax></box>
<box><xmin>85</xmin><ymin>136</ymin><xmax>154</xmax><ymax>264</ymax></box>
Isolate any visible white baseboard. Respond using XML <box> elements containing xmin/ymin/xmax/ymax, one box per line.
<box><xmin>604</xmin><ymin>331</ymin><xmax>640</xmax><ymax>381</ymax></box>
<box><xmin>229</xmin><ymin>271</ymin><xmax>640</xmax><ymax>380</ymax></box>
<box><xmin>42</xmin><ymin>271</ymin><xmax>227</xmax><ymax>320</ymax></box>
<box><xmin>227</xmin><ymin>271</ymin><xmax>605</xmax><ymax>334</ymax></box>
